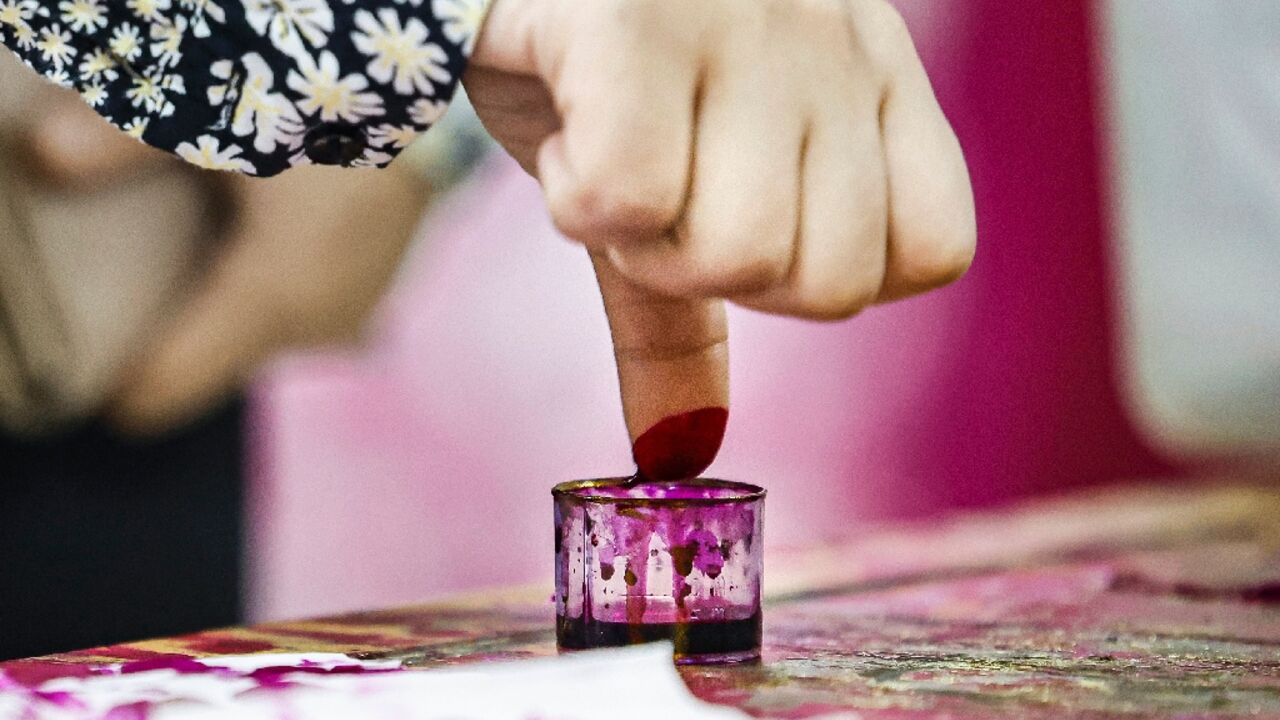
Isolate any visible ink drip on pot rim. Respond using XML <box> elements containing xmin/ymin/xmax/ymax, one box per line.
<box><xmin>553</xmin><ymin>477</ymin><xmax>764</xmax><ymax>664</ymax></box>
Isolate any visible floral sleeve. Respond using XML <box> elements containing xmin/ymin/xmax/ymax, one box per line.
<box><xmin>0</xmin><ymin>0</ymin><xmax>487</xmax><ymax>176</ymax></box>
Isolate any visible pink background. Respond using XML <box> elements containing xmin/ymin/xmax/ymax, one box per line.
<box><xmin>246</xmin><ymin>0</ymin><xmax>1175</xmax><ymax>622</ymax></box>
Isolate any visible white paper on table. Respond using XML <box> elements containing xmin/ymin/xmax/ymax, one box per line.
<box><xmin>0</xmin><ymin>643</ymin><xmax>750</xmax><ymax>720</ymax></box>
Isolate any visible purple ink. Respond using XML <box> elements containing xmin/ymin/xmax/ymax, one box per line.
<box><xmin>103</xmin><ymin>703</ymin><xmax>149</xmax><ymax>720</ymax></box>
<box><xmin>118</xmin><ymin>657</ymin><xmax>212</xmax><ymax>675</ymax></box>
<box><xmin>556</xmin><ymin>615</ymin><xmax>762</xmax><ymax>660</ymax></box>
<box><xmin>553</xmin><ymin>477</ymin><xmax>764</xmax><ymax>664</ymax></box>
<box><xmin>631</xmin><ymin>408</ymin><xmax>729</xmax><ymax>482</ymax></box>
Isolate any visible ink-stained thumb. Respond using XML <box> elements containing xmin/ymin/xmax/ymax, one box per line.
<box><xmin>590</xmin><ymin>252</ymin><xmax>730</xmax><ymax>481</ymax></box>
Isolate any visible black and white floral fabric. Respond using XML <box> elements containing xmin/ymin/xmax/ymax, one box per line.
<box><xmin>0</xmin><ymin>0</ymin><xmax>485</xmax><ymax>175</ymax></box>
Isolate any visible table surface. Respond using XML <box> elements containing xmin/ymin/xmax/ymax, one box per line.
<box><xmin>5</xmin><ymin>481</ymin><xmax>1279</xmax><ymax>718</ymax></box>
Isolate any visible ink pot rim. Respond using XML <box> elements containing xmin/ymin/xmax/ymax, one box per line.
<box><xmin>552</xmin><ymin>477</ymin><xmax>765</xmax><ymax>507</ymax></box>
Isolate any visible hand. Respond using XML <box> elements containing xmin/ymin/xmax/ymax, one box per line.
<box><xmin>15</xmin><ymin>83</ymin><xmax>170</xmax><ymax>188</ymax></box>
<box><xmin>465</xmin><ymin>0</ymin><xmax>974</xmax><ymax>473</ymax></box>
<box><xmin>105</xmin><ymin>164</ymin><xmax>430</xmax><ymax>435</ymax></box>
<box><xmin>17</xmin><ymin>83</ymin><xmax>432</xmax><ymax>436</ymax></box>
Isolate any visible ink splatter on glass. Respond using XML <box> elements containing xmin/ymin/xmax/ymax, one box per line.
<box><xmin>553</xmin><ymin>477</ymin><xmax>764</xmax><ymax>664</ymax></box>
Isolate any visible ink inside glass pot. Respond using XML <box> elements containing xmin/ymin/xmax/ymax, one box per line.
<box><xmin>553</xmin><ymin>477</ymin><xmax>765</xmax><ymax>664</ymax></box>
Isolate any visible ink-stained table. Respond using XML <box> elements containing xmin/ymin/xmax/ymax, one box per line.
<box><xmin>5</xmin><ymin>481</ymin><xmax>1279</xmax><ymax>718</ymax></box>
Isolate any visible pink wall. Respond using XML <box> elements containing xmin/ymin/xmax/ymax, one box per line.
<box><xmin>246</xmin><ymin>0</ymin><xmax>1174</xmax><ymax>622</ymax></box>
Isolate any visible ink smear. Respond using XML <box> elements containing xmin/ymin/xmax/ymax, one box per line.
<box><xmin>553</xmin><ymin>477</ymin><xmax>764</xmax><ymax>664</ymax></box>
<box><xmin>632</xmin><ymin>407</ymin><xmax>728</xmax><ymax>482</ymax></box>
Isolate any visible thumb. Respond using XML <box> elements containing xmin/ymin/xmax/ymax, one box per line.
<box><xmin>591</xmin><ymin>252</ymin><xmax>730</xmax><ymax>481</ymax></box>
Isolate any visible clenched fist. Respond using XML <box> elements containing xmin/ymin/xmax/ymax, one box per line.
<box><xmin>466</xmin><ymin>0</ymin><xmax>974</xmax><ymax>471</ymax></box>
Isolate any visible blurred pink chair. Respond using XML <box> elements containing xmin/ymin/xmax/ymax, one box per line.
<box><xmin>246</xmin><ymin>0</ymin><xmax>1172</xmax><ymax>622</ymax></box>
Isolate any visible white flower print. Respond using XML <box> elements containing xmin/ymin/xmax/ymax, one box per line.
<box><xmin>432</xmin><ymin>0</ymin><xmax>482</xmax><ymax>55</ymax></box>
<box><xmin>177</xmin><ymin>0</ymin><xmax>220</xmax><ymax>15</ymax></box>
<box><xmin>352</xmin><ymin>8</ymin><xmax>448</xmax><ymax>96</ymax></box>
<box><xmin>46</xmin><ymin>67</ymin><xmax>73</xmax><ymax>86</ymax></box>
<box><xmin>77</xmin><ymin>46</ymin><xmax>118</xmax><ymax>82</ymax></box>
<box><xmin>35</xmin><ymin>24</ymin><xmax>75</xmax><ymax>68</ymax></box>
<box><xmin>10</xmin><ymin>21</ymin><xmax>35</xmax><ymax>50</ymax></box>
<box><xmin>126</xmin><ymin>76</ymin><xmax>158</xmax><ymax>108</ymax></box>
<box><xmin>0</xmin><ymin>0</ymin><xmax>37</xmax><ymax>31</ymax></box>
<box><xmin>367</xmin><ymin>122</ymin><xmax>417</xmax><ymax>150</ymax></box>
<box><xmin>286</xmin><ymin>50</ymin><xmax>383</xmax><ymax>123</ymax></box>
<box><xmin>126</xmin><ymin>0</ymin><xmax>171</xmax><ymax>24</ymax></box>
<box><xmin>122</xmin><ymin>116</ymin><xmax>150</xmax><ymax>139</ymax></box>
<box><xmin>207</xmin><ymin>58</ymin><xmax>236</xmax><ymax>105</ymax></box>
<box><xmin>176</xmin><ymin>135</ymin><xmax>257</xmax><ymax>172</ymax></box>
<box><xmin>58</xmin><ymin>0</ymin><xmax>106</xmax><ymax>34</ymax></box>
<box><xmin>132</xmin><ymin>71</ymin><xmax>183</xmax><ymax>116</ymax></box>
<box><xmin>81</xmin><ymin>80</ymin><xmax>107</xmax><ymax>106</ymax></box>
<box><xmin>3</xmin><ymin>0</ymin><xmax>472</xmax><ymax>176</ymax></box>
<box><xmin>407</xmin><ymin>96</ymin><xmax>445</xmax><ymax>125</ymax></box>
<box><xmin>149</xmin><ymin>14</ymin><xmax>186</xmax><ymax>68</ymax></box>
<box><xmin>348</xmin><ymin>147</ymin><xmax>394</xmax><ymax>168</ymax></box>
<box><xmin>109</xmin><ymin>22</ymin><xmax>142</xmax><ymax>62</ymax></box>
<box><xmin>241</xmin><ymin>0</ymin><xmax>332</xmax><ymax>61</ymax></box>
<box><xmin>178</xmin><ymin>0</ymin><xmax>225</xmax><ymax>37</ymax></box>
<box><xmin>232</xmin><ymin>52</ymin><xmax>304</xmax><ymax>154</ymax></box>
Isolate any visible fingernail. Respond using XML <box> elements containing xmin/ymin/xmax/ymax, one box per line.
<box><xmin>632</xmin><ymin>407</ymin><xmax>728</xmax><ymax>481</ymax></box>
